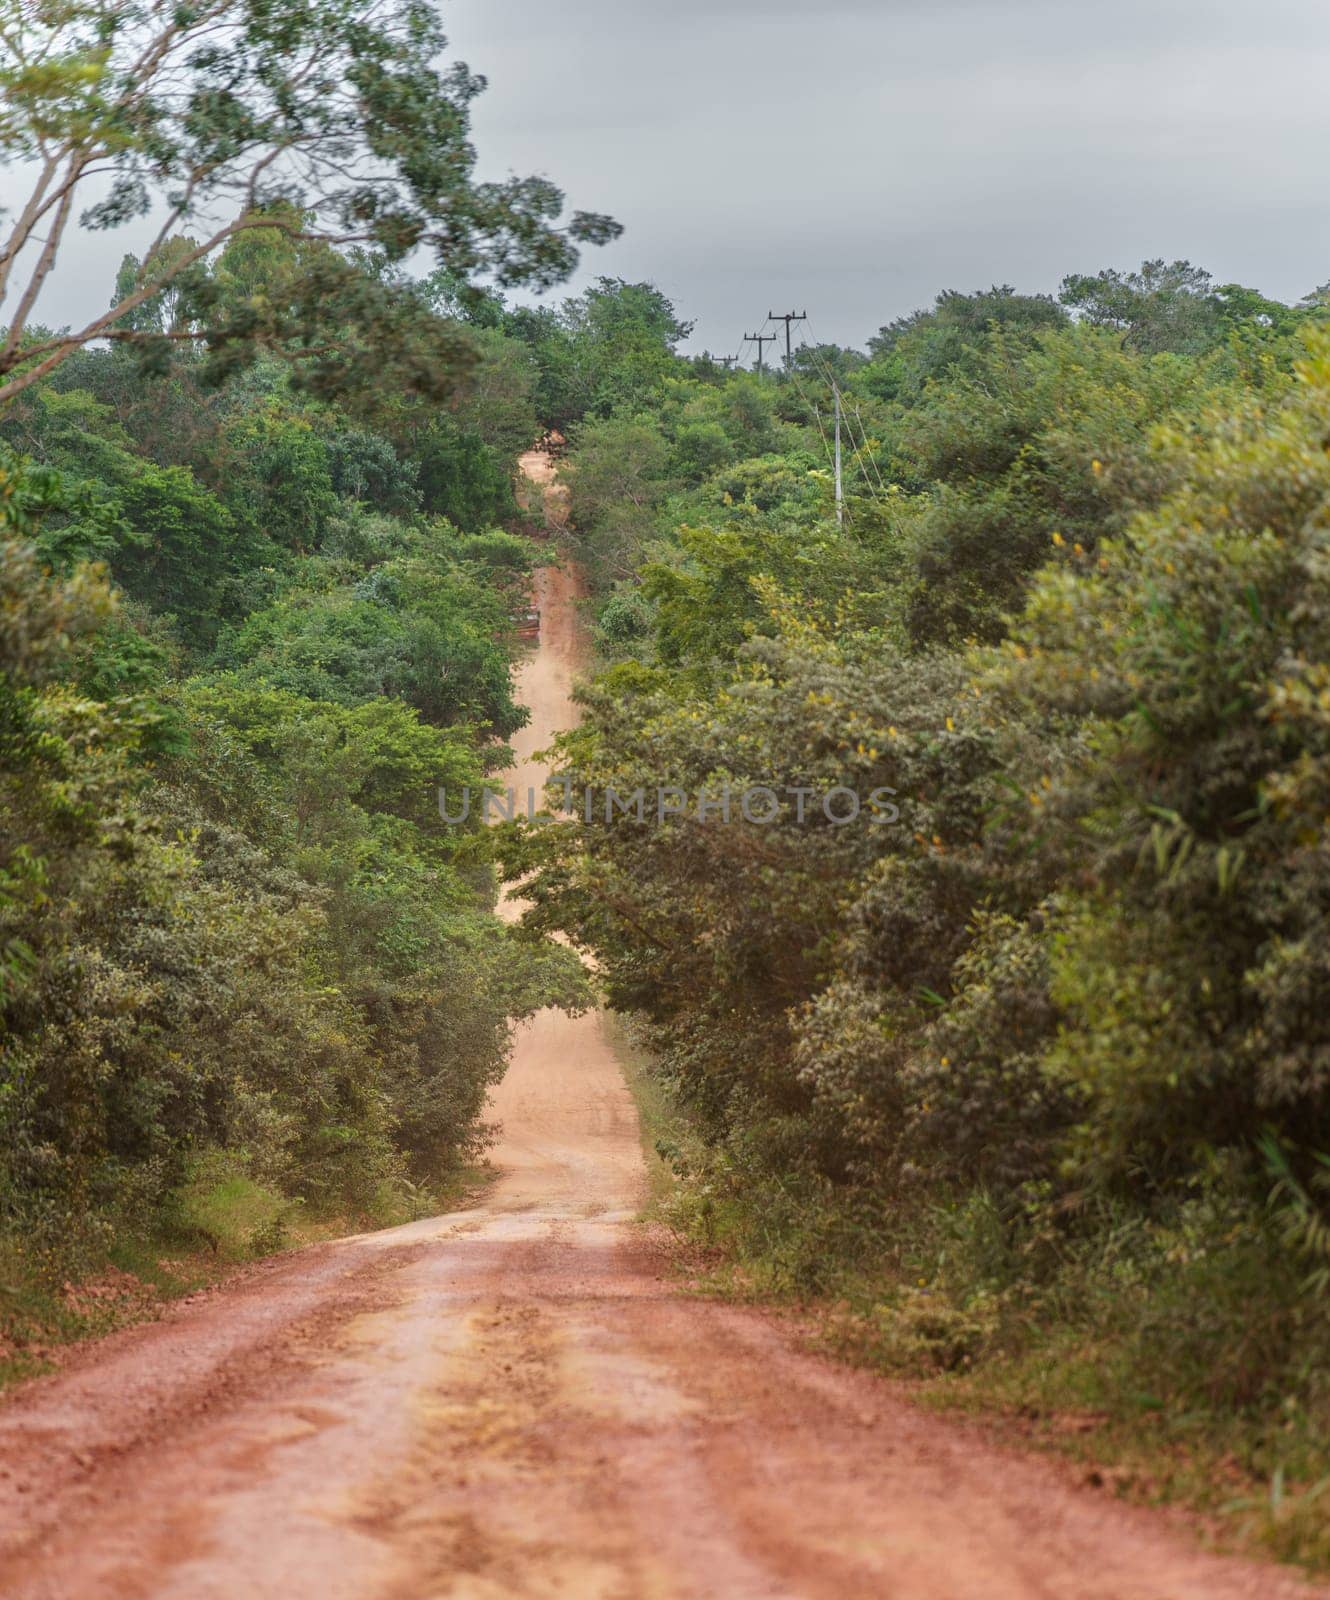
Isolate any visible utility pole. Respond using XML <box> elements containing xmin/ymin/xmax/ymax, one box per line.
<box><xmin>768</xmin><ymin>309</ymin><xmax>807</xmax><ymax>365</ymax></box>
<box><xmin>744</xmin><ymin>331</ymin><xmax>777</xmax><ymax>372</ymax></box>
<box><xmin>833</xmin><ymin>382</ymin><xmax>843</xmax><ymax>528</ymax></box>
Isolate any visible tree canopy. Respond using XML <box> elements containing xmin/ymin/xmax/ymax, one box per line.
<box><xmin>0</xmin><ymin>0</ymin><xmax>621</xmax><ymax>401</ymax></box>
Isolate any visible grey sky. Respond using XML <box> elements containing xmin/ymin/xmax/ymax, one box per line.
<box><xmin>13</xmin><ymin>0</ymin><xmax>1330</xmax><ymax>357</ymax></box>
<box><xmin>444</xmin><ymin>0</ymin><xmax>1330</xmax><ymax>354</ymax></box>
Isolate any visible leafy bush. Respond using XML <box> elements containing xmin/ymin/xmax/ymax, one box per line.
<box><xmin>524</xmin><ymin>270</ymin><xmax>1330</xmax><ymax>1546</ymax></box>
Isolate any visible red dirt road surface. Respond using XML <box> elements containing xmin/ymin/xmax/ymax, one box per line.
<box><xmin>0</xmin><ymin>454</ymin><xmax>1323</xmax><ymax>1599</ymax></box>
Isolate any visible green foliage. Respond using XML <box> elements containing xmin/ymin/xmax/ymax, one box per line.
<box><xmin>991</xmin><ymin>335</ymin><xmax>1330</xmax><ymax>1182</ymax></box>
<box><xmin>0</xmin><ymin>243</ymin><xmax>589</xmax><ymax>1287</ymax></box>
<box><xmin>1056</xmin><ymin>258</ymin><xmax>1322</xmax><ymax>357</ymax></box>
<box><xmin>172</xmin><ymin>1153</ymin><xmax>300</xmax><ymax>1259</ymax></box>
<box><xmin>0</xmin><ymin>555</ymin><xmax>395</xmax><ymax>1235</ymax></box>
<box><xmin>504</xmin><ymin>279</ymin><xmax>692</xmax><ymax>430</ymax></box>
<box><xmin>865</xmin><ymin>284</ymin><xmax>1069</xmax><ymax>400</ymax></box>
<box><xmin>448</xmin><ymin>326</ymin><xmax>542</xmax><ymax>461</ymax></box>
<box><xmin>564</xmin><ymin>413</ymin><xmax>672</xmax><ymax>584</ymax></box>
<box><xmin>1059</xmin><ymin>259</ymin><xmax>1225</xmax><ymax>354</ymax></box>
<box><xmin>0</xmin><ymin>0</ymin><xmax>620</xmax><ymax>403</ymax></box>
<box><xmin>209</xmin><ymin>519</ymin><xmax>526</xmax><ymax>736</ymax></box>
<box><xmin>0</xmin><ymin>387</ymin><xmax>279</xmax><ymax>646</ymax></box>
<box><xmin>889</xmin><ymin>326</ymin><xmax>1214</xmax><ymax>645</ymax></box>
<box><xmin>224</xmin><ymin>402</ymin><xmax>338</xmax><ymax>552</ymax></box>
<box><xmin>415</xmin><ymin>420</ymin><xmax>516</xmax><ymax>531</ymax></box>
<box><xmin>325</xmin><ymin>427</ymin><xmax>421</xmax><ymax>514</ymax></box>
<box><xmin>516</xmin><ymin>261</ymin><xmax>1330</xmax><ymax>1551</ymax></box>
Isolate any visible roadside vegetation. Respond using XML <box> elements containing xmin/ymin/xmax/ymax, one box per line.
<box><xmin>5</xmin><ymin>7</ymin><xmax>1330</xmax><ymax>1568</ymax></box>
<box><xmin>0</xmin><ymin>0</ymin><xmax>612</xmax><ymax>1371</ymax></box>
<box><xmin>501</xmin><ymin>262</ymin><xmax>1330</xmax><ymax>1569</ymax></box>
<box><xmin>0</xmin><ymin>282</ymin><xmax>599</xmax><ymax>1366</ymax></box>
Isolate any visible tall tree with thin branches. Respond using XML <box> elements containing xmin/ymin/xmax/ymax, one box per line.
<box><xmin>0</xmin><ymin>0</ymin><xmax>620</xmax><ymax>403</ymax></box>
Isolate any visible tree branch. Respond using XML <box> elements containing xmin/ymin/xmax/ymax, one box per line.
<box><xmin>0</xmin><ymin>215</ymin><xmax>255</xmax><ymax>402</ymax></box>
<box><xmin>0</xmin><ymin>171</ymin><xmax>80</xmax><ymax>364</ymax></box>
<box><xmin>0</xmin><ymin>154</ymin><xmax>62</xmax><ymax>306</ymax></box>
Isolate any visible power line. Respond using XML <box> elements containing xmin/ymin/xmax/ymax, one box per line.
<box><xmin>780</xmin><ymin>354</ymin><xmax>866</xmax><ymax>527</ymax></box>
<box><xmin>798</xmin><ymin>315</ymin><xmax>890</xmax><ymax>504</ymax></box>
<box><xmin>717</xmin><ymin>307</ymin><xmax>890</xmax><ymax>526</ymax></box>
<box><xmin>760</xmin><ymin>313</ymin><xmax>871</xmax><ymax>522</ymax></box>
<box><xmin>741</xmin><ymin>323</ymin><xmax>885</xmax><ymax>527</ymax></box>
<box><xmin>837</xmin><ymin>401</ymin><xmax>887</xmax><ymax>506</ymax></box>
<box><xmin>782</xmin><ymin>360</ymin><xmax>835</xmax><ymax>474</ymax></box>
<box><xmin>725</xmin><ymin>309</ymin><xmax>886</xmax><ymax>519</ymax></box>
<box><xmin>849</xmin><ymin>400</ymin><xmax>890</xmax><ymax>497</ymax></box>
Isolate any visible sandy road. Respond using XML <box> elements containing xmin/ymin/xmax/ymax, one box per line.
<box><xmin>0</xmin><ymin>453</ymin><xmax>1324</xmax><ymax>1599</ymax></box>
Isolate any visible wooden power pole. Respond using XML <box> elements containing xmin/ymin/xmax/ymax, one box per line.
<box><xmin>744</xmin><ymin>331</ymin><xmax>778</xmax><ymax>372</ymax></box>
<box><xmin>834</xmin><ymin>382</ymin><xmax>843</xmax><ymax>528</ymax></box>
<box><xmin>767</xmin><ymin>309</ymin><xmax>807</xmax><ymax>365</ymax></box>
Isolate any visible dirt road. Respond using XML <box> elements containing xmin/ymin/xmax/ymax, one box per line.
<box><xmin>0</xmin><ymin>453</ymin><xmax>1323</xmax><ymax>1599</ymax></box>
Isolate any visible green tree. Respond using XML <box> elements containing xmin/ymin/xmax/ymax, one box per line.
<box><xmin>224</xmin><ymin>403</ymin><xmax>337</xmax><ymax>552</ymax></box>
<box><xmin>504</xmin><ymin>280</ymin><xmax>691</xmax><ymax>429</ymax></box>
<box><xmin>414</xmin><ymin>421</ymin><xmax>515</xmax><ymax>532</ymax></box>
<box><xmin>449</xmin><ymin>327</ymin><xmax>541</xmax><ymax>460</ymax></box>
<box><xmin>325</xmin><ymin>428</ymin><xmax>421</xmax><ymax>513</ymax></box>
<box><xmin>563</xmin><ymin>414</ymin><xmax>671</xmax><ymax>584</ymax></box>
<box><xmin>0</xmin><ymin>0</ymin><xmax>620</xmax><ymax>403</ymax></box>
<box><xmin>889</xmin><ymin>325</ymin><xmax>1216</xmax><ymax>645</ymax></box>
<box><xmin>992</xmin><ymin>333</ymin><xmax>1330</xmax><ymax>1182</ymax></box>
<box><xmin>1058</xmin><ymin>259</ymin><xmax>1227</xmax><ymax>355</ymax></box>
<box><xmin>864</xmin><ymin>285</ymin><xmax>1068</xmax><ymax>400</ymax></box>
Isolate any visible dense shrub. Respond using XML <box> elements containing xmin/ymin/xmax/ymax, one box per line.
<box><xmin>0</xmin><ymin>344</ymin><xmax>585</xmax><ymax>1263</ymax></box>
<box><xmin>520</xmin><ymin>274</ymin><xmax>1330</xmax><ymax>1513</ymax></box>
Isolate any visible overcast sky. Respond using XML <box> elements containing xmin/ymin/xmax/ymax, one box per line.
<box><xmin>14</xmin><ymin>0</ymin><xmax>1330</xmax><ymax>357</ymax></box>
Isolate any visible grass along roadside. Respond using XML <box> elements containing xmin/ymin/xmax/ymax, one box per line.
<box><xmin>600</xmin><ymin>1010</ymin><xmax>686</xmax><ymax>1218</ymax></box>
<box><xmin>0</xmin><ymin>1156</ymin><xmax>489</xmax><ymax>1395</ymax></box>
<box><xmin>607</xmin><ymin>1014</ymin><xmax>1330</xmax><ymax>1575</ymax></box>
